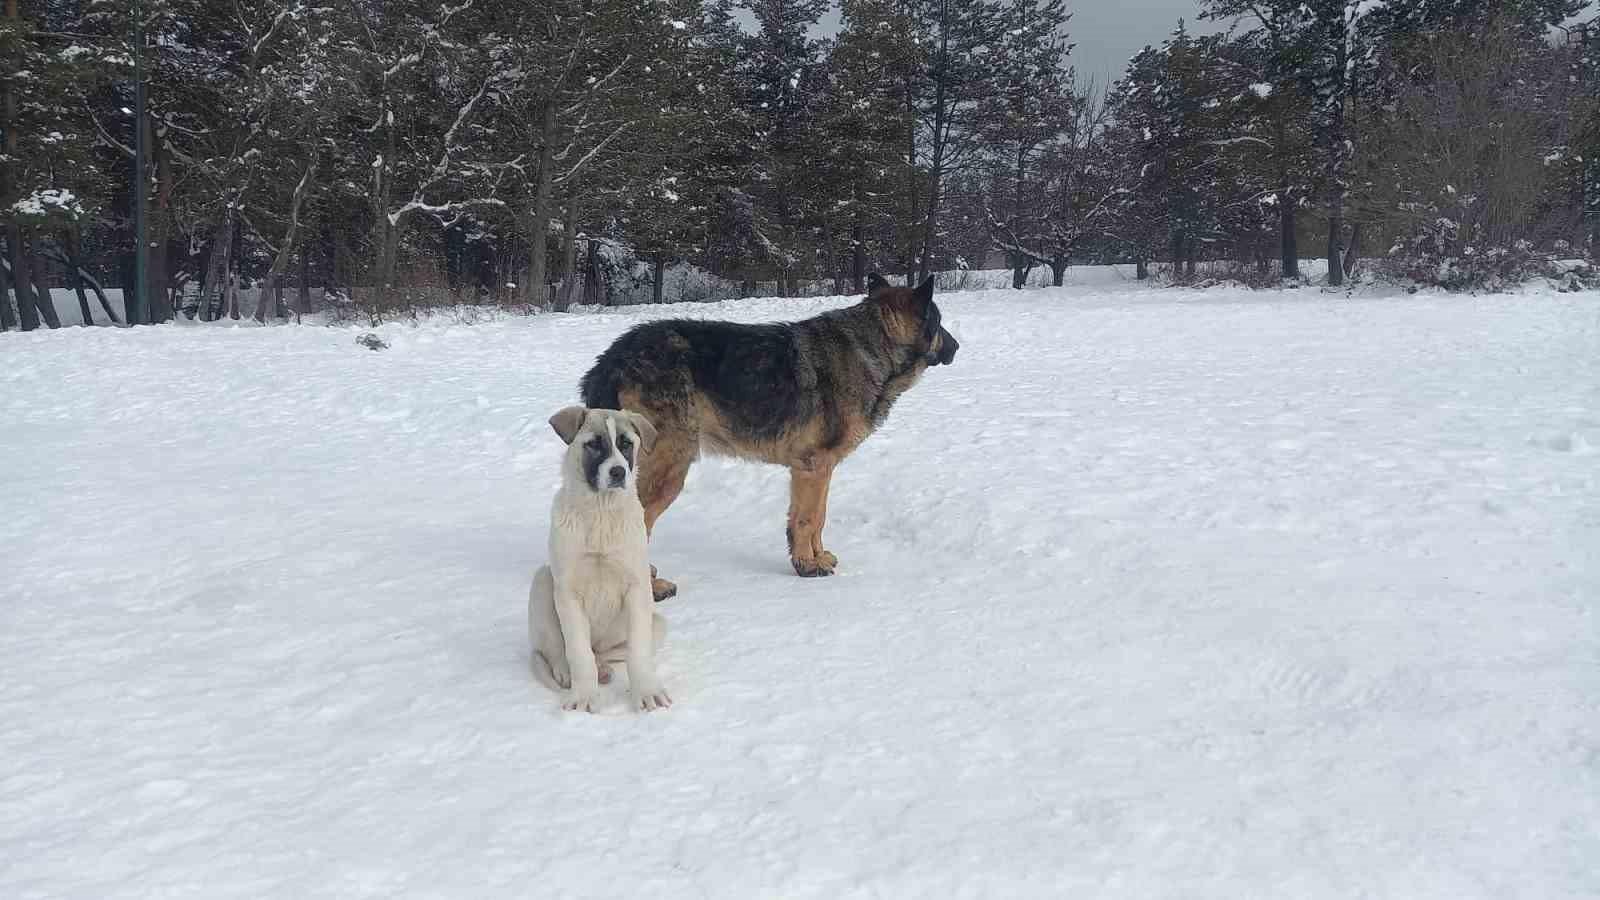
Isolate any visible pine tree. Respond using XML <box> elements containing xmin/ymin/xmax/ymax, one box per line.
<box><xmin>814</xmin><ymin>0</ymin><xmax>918</xmax><ymax>291</ymax></box>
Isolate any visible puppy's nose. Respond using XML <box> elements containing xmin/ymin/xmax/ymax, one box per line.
<box><xmin>608</xmin><ymin>465</ymin><xmax>626</xmax><ymax>484</ymax></box>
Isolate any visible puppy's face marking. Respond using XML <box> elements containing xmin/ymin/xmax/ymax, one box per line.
<box><xmin>549</xmin><ymin>406</ymin><xmax>654</xmax><ymax>495</ymax></box>
<box><xmin>582</xmin><ymin>417</ymin><xmax>635</xmax><ymax>492</ymax></box>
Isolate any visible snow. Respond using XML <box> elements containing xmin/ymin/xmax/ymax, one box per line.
<box><xmin>10</xmin><ymin>188</ymin><xmax>85</xmax><ymax>220</ymax></box>
<box><xmin>1248</xmin><ymin>82</ymin><xmax>1274</xmax><ymax>98</ymax></box>
<box><xmin>2</xmin><ymin>280</ymin><xmax>1598</xmax><ymax>898</ymax></box>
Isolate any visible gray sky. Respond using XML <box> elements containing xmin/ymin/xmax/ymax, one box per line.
<box><xmin>751</xmin><ymin>1</ymin><xmax>1224</xmax><ymax>89</ymax></box>
<box><xmin>1057</xmin><ymin>0</ymin><xmax>1224</xmax><ymax>85</ymax></box>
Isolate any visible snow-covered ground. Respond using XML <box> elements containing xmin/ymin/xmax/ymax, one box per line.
<box><xmin>2</xmin><ymin>281</ymin><xmax>1597</xmax><ymax>898</ymax></box>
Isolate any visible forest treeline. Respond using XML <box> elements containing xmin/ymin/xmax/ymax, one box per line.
<box><xmin>1</xmin><ymin>0</ymin><xmax>1596</xmax><ymax>328</ymax></box>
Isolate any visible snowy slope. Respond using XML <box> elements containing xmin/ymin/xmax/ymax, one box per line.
<box><xmin>2</xmin><ymin>283</ymin><xmax>1597</xmax><ymax>899</ymax></box>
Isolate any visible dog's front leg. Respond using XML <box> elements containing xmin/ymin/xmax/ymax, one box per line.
<box><xmin>555</xmin><ymin>583</ymin><xmax>601</xmax><ymax>713</ymax></box>
<box><xmin>787</xmin><ymin>464</ymin><xmax>837</xmax><ymax>577</ymax></box>
<box><xmin>625</xmin><ymin>574</ymin><xmax>671</xmax><ymax>712</ymax></box>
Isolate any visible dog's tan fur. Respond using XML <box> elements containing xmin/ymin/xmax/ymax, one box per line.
<box><xmin>582</xmin><ymin>276</ymin><xmax>958</xmax><ymax>599</ymax></box>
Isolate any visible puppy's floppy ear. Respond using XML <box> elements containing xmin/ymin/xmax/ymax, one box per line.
<box><xmin>623</xmin><ymin>411</ymin><xmax>657</xmax><ymax>451</ymax></box>
<box><xmin>866</xmin><ymin>273</ymin><xmax>890</xmax><ymax>295</ymax></box>
<box><xmin>912</xmin><ymin>275</ymin><xmax>934</xmax><ymax>308</ymax></box>
<box><xmin>548</xmin><ymin>406</ymin><xmax>587</xmax><ymax>445</ymax></box>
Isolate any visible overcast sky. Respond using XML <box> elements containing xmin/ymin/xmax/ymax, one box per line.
<box><xmin>759</xmin><ymin>0</ymin><xmax>1225</xmax><ymax>90</ymax></box>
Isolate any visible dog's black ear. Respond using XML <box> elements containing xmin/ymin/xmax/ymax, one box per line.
<box><xmin>548</xmin><ymin>406</ymin><xmax>587</xmax><ymax>445</ymax></box>
<box><xmin>623</xmin><ymin>411</ymin><xmax>657</xmax><ymax>452</ymax></box>
<box><xmin>913</xmin><ymin>275</ymin><xmax>934</xmax><ymax>308</ymax></box>
<box><xmin>866</xmin><ymin>273</ymin><xmax>890</xmax><ymax>294</ymax></box>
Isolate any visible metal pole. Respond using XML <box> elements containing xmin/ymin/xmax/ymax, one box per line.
<box><xmin>130</xmin><ymin>0</ymin><xmax>149</xmax><ymax>325</ymax></box>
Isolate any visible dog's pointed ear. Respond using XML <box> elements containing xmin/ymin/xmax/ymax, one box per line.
<box><xmin>913</xmin><ymin>275</ymin><xmax>935</xmax><ymax>308</ymax></box>
<box><xmin>548</xmin><ymin>406</ymin><xmax>587</xmax><ymax>445</ymax></box>
<box><xmin>866</xmin><ymin>273</ymin><xmax>890</xmax><ymax>295</ymax></box>
<box><xmin>624</xmin><ymin>411</ymin><xmax>657</xmax><ymax>452</ymax></box>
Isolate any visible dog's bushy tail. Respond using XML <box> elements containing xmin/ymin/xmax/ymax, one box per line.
<box><xmin>579</xmin><ymin>353</ymin><xmax>622</xmax><ymax>411</ymax></box>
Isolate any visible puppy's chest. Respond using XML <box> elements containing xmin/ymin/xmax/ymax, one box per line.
<box><xmin>551</xmin><ymin>501</ymin><xmax>646</xmax><ymax>562</ymax></box>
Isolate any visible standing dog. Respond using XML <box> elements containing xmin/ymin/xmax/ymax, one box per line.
<box><xmin>529</xmin><ymin>406</ymin><xmax>671</xmax><ymax>712</ymax></box>
<box><xmin>580</xmin><ymin>274</ymin><xmax>959</xmax><ymax>601</ymax></box>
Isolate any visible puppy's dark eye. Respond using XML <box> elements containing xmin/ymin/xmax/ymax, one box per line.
<box><xmin>585</xmin><ymin>438</ymin><xmax>603</xmax><ymax>453</ymax></box>
<box><xmin>618</xmin><ymin>435</ymin><xmax>633</xmax><ymax>452</ymax></box>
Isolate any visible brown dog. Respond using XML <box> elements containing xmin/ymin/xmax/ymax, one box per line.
<box><xmin>579</xmin><ymin>274</ymin><xmax>959</xmax><ymax>600</ymax></box>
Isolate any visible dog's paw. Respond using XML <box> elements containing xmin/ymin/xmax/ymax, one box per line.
<box><xmin>549</xmin><ymin>659</ymin><xmax>572</xmax><ymax>689</ymax></box>
<box><xmin>597</xmin><ymin>664</ymin><xmax>613</xmax><ymax>685</ymax></box>
<box><xmin>817</xmin><ymin>550</ymin><xmax>838</xmax><ymax>569</ymax></box>
<box><xmin>651</xmin><ymin>577</ymin><xmax>678</xmax><ymax>603</ymax></box>
<box><xmin>633</xmin><ymin>684</ymin><xmax>673</xmax><ymax>712</ymax></box>
<box><xmin>791</xmin><ymin>555</ymin><xmax>835</xmax><ymax>577</ymax></box>
<box><xmin>561</xmin><ymin>688</ymin><xmax>600</xmax><ymax>713</ymax></box>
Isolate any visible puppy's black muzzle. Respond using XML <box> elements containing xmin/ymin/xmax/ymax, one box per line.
<box><xmin>607</xmin><ymin>465</ymin><xmax>627</xmax><ymax>488</ymax></box>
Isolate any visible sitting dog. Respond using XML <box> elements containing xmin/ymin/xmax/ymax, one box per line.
<box><xmin>529</xmin><ymin>406</ymin><xmax>671</xmax><ymax>713</ymax></box>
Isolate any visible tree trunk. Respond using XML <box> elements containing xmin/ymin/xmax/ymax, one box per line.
<box><xmin>1274</xmin><ymin>100</ymin><xmax>1299</xmax><ymax>281</ymax></box>
<box><xmin>297</xmin><ymin>244</ymin><xmax>312</xmax><ymax>321</ymax></box>
<box><xmin>583</xmin><ymin>239</ymin><xmax>602</xmax><ymax>305</ymax></box>
<box><xmin>1324</xmin><ymin>38</ymin><xmax>1348</xmax><ymax>288</ymax></box>
<box><xmin>555</xmin><ymin>188</ymin><xmax>580</xmax><ymax>311</ymax></box>
<box><xmin>6</xmin><ymin>227</ymin><xmax>38</xmax><ymax>330</ymax></box>
<box><xmin>59</xmin><ymin>229</ymin><xmax>95</xmax><ymax>326</ymax></box>
<box><xmin>227</xmin><ymin>273</ymin><xmax>240</xmax><ymax>320</ymax></box>
<box><xmin>0</xmin><ymin>249</ymin><xmax>14</xmax><ymax>330</ymax></box>
<box><xmin>80</xmin><ymin>267</ymin><xmax>118</xmax><ymax>325</ymax></box>
<box><xmin>197</xmin><ymin>208</ymin><xmax>235</xmax><ymax>320</ymax></box>
<box><xmin>1325</xmin><ymin>208</ymin><xmax>1343</xmax><ymax>287</ymax></box>
<box><xmin>850</xmin><ymin>188</ymin><xmax>864</xmax><ymax>292</ymax></box>
<box><xmin>902</xmin><ymin>61</ymin><xmax>920</xmax><ymax>286</ymax></box>
<box><xmin>917</xmin><ymin>1</ymin><xmax>951</xmax><ymax>284</ymax></box>
<box><xmin>1343</xmin><ymin>222</ymin><xmax>1362</xmax><ymax>279</ymax></box>
<box><xmin>2</xmin><ymin>0</ymin><xmax>32</xmax><ymax>331</ymax></box>
<box><xmin>146</xmin><ymin>110</ymin><xmax>173</xmax><ymax>322</ymax></box>
<box><xmin>29</xmin><ymin>241</ymin><xmax>60</xmax><ymax>328</ymax></box>
<box><xmin>255</xmin><ymin>155</ymin><xmax>316</xmax><ymax>322</ymax></box>
<box><xmin>1281</xmin><ymin>202</ymin><xmax>1298</xmax><ymax>279</ymax></box>
<box><xmin>372</xmin><ymin>218</ymin><xmax>402</xmax><ymax>310</ymax></box>
<box><xmin>68</xmin><ymin>254</ymin><xmax>93</xmax><ymax>326</ymax></box>
<box><xmin>1050</xmin><ymin>256</ymin><xmax>1067</xmax><ymax>287</ymax></box>
<box><xmin>651</xmin><ymin>253</ymin><xmax>665</xmax><ymax>305</ymax></box>
<box><xmin>524</xmin><ymin>102</ymin><xmax>558</xmax><ymax>308</ymax></box>
<box><xmin>1136</xmin><ymin>257</ymin><xmax>1149</xmax><ymax>280</ymax></box>
<box><xmin>1011</xmin><ymin>253</ymin><xmax>1028</xmax><ymax>289</ymax></box>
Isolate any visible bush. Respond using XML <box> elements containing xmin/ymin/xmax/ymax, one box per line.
<box><xmin>1383</xmin><ymin>228</ymin><xmax>1550</xmax><ymax>291</ymax></box>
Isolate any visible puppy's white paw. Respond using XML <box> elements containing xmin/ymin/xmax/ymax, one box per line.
<box><xmin>633</xmin><ymin>684</ymin><xmax>672</xmax><ymax>712</ymax></box>
<box><xmin>552</xmin><ymin>664</ymin><xmax>572</xmax><ymax>690</ymax></box>
<box><xmin>561</xmin><ymin>688</ymin><xmax>599</xmax><ymax>713</ymax></box>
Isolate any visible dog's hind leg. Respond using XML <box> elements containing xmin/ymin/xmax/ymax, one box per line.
<box><xmin>593</xmin><ymin>615</ymin><xmax>665</xmax><ymax>685</ymax></box>
<box><xmin>812</xmin><ymin>470</ymin><xmax>838</xmax><ymax>570</ymax></box>
<box><xmin>636</xmin><ymin>431</ymin><xmax>696</xmax><ymax>602</ymax></box>
<box><xmin>528</xmin><ymin>566</ymin><xmax>571</xmax><ymax>691</ymax></box>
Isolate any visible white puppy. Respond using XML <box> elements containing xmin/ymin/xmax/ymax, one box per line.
<box><xmin>529</xmin><ymin>406</ymin><xmax>671</xmax><ymax>713</ymax></box>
